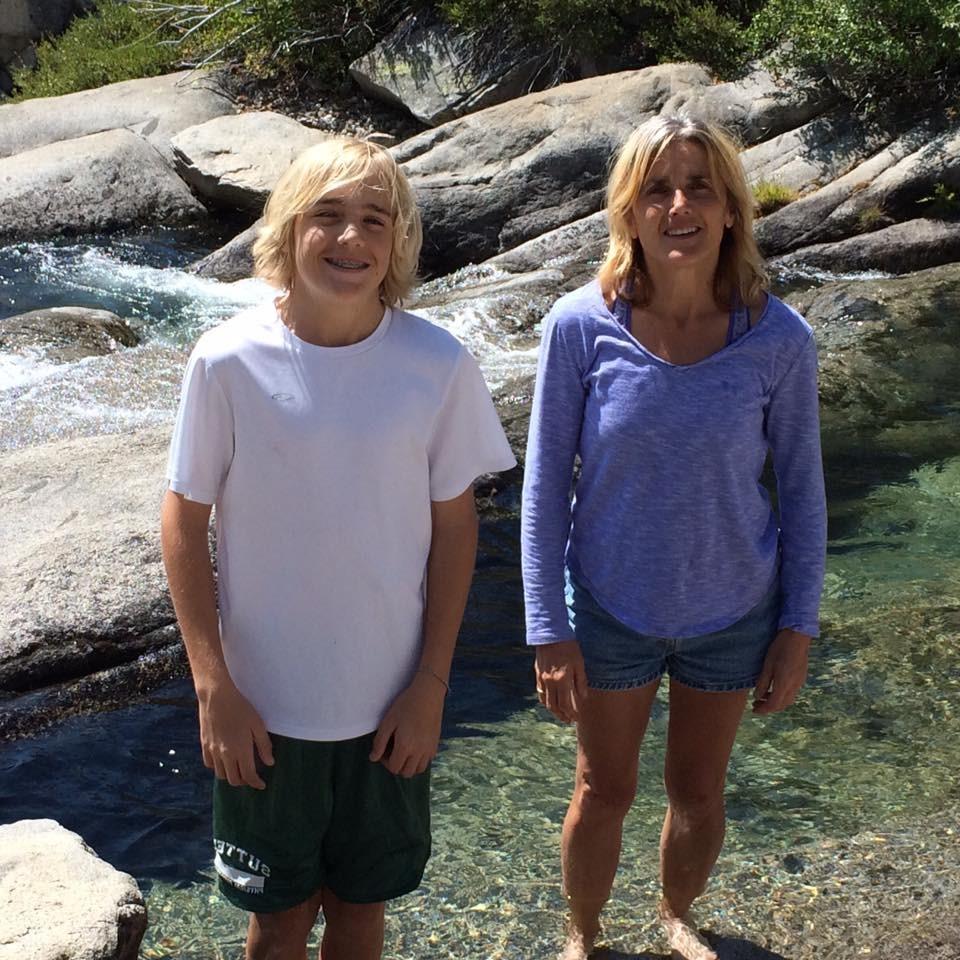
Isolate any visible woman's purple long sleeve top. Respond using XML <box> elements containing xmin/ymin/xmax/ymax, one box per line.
<box><xmin>520</xmin><ymin>281</ymin><xmax>827</xmax><ymax>645</ymax></box>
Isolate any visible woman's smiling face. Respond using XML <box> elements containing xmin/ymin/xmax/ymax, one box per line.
<box><xmin>630</xmin><ymin>139</ymin><xmax>735</xmax><ymax>276</ymax></box>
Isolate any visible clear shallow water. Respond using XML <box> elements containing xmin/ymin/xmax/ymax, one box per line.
<box><xmin>2</xmin><ymin>238</ymin><xmax>959</xmax><ymax>957</ymax></box>
<box><xmin>2</xmin><ymin>470</ymin><xmax>959</xmax><ymax>957</ymax></box>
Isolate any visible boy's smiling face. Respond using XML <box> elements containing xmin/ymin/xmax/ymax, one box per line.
<box><xmin>291</xmin><ymin>177</ymin><xmax>395</xmax><ymax>307</ymax></box>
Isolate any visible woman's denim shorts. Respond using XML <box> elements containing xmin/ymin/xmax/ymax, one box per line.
<box><xmin>565</xmin><ymin>570</ymin><xmax>781</xmax><ymax>693</ymax></box>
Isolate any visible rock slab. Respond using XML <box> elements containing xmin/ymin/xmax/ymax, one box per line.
<box><xmin>0</xmin><ymin>427</ymin><xmax>176</xmax><ymax>692</ymax></box>
<box><xmin>0</xmin><ymin>819</ymin><xmax>146</xmax><ymax>960</ymax></box>
<box><xmin>0</xmin><ymin>69</ymin><xmax>236</xmax><ymax>162</ymax></box>
<box><xmin>395</xmin><ymin>63</ymin><xmax>712</xmax><ymax>274</ymax></box>
<box><xmin>350</xmin><ymin>11</ymin><xmax>546</xmax><ymax>126</ymax></box>
<box><xmin>0</xmin><ymin>127</ymin><xmax>207</xmax><ymax>240</ymax></box>
<box><xmin>171</xmin><ymin>111</ymin><xmax>331</xmax><ymax>211</ymax></box>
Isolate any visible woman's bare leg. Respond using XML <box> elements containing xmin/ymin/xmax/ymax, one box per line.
<box><xmin>560</xmin><ymin>680</ymin><xmax>660</xmax><ymax>958</ymax></box>
<box><xmin>659</xmin><ymin>681</ymin><xmax>749</xmax><ymax>959</ymax></box>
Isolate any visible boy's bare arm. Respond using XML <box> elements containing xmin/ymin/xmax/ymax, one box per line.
<box><xmin>160</xmin><ymin>489</ymin><xmax>274</xmax><ymax>789</ymax></box>
<box><xmin>370</xmin><ymin>485</ymin><xmax>479</xmax><ymax>777</ymax></box>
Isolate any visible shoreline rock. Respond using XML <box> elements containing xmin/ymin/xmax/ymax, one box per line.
<box><xmin>0</xmin><ymin>69</ymin><xmax>236</xmax><ymax>163</ymax></box>
<box><xmin>0</xmin><ymin>819</ymin><xmax>147</xmax><ymax>960</ymax></box>
<box><xmin>0</xmin><ymin>128</ymin><xmax>208</xmax><ymax>240</ymax></box>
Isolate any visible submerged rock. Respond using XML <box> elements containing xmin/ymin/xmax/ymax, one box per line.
<box><xmin>0</xmin><ymin>819</ymin><xmax>146</xmax><ymax>960</ymax></box>
<box><xmin>0</xmin><ymin>128</ymin><xmax>207</xmax><ymax>240</ymax></box>
<box><xmin>0</xmin><ymin>306</ymin><xmax>139</xmax><ymax>363</ymax></box>
<box><xmin>790</xmin><ymin>261</ymin><xmax>960</xmax><ymax>474</ymax></box>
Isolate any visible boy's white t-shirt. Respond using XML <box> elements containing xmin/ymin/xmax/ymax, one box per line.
<box><xmin>166</xmin><ymin>301</ymin><xmax>516</xmax><ymax>741</ymax></box>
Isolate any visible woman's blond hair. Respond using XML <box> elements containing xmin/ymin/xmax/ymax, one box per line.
<box><xmin>253</xmin><ymin>137</ymin><xmax>422</xmax><ymax>306</ymax></box>
<box><xmin>598</xmin><ymin>114</ymin><xmax>767</xmax><ymax>308</ymax></box>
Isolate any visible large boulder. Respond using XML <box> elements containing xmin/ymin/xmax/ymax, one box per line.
<box><xmin>0</xmin><ymin>69</ymin><xmax>236</xmax><ymax>163</ymax></box>
<box><xmin>0</xmin><ymin>128</ymin><xmax>207</xmax><ymax>240</ymax></box>
<box><xmin>395</xmin><ymin>63</ymin><xmax>713</xmax><ymax>275</ymax></box>
<box><xmin>350</xmin><ymin>11</ymin><xmax>547</xmax><ymax>126</ymax></box>
<box><xmin>171</xmin><ymin>111</ymin><xmax>331</xmax><ymax>211</ymax></box>
<box><xmin>0</xmin><ymin>427</ymin><xmax>177</xmax><ymax>694</ymax></box>
<box><xmin>0</xmin><ymin>819</ymin><xmax>146</xmax><ymax>960</ymax></box>
<box><xmin>756</xmin><ymin>117</ymin><xmax>959</xmax><ymax>256</ymax></box>
<box><xmin>773</xmin><ymin>219</ymin><xmax>960</xmax><ymax>276</ymax></box>
<box><xmin>662</xmin><ymin>64</ymin><xmax>838</xmax><ymax>144</ymax></box>
<box><xmin>190</xmin><ymin>219</ymin><xmax>262</xmax><ymax>281</ymax></box>
<box><xmin>742</xmin><ymin>109</ymin><xmax>895</xmax><ymax>195</ymax></box>
<box><xmin>481</xmin><ymin>209</ymin><xmax>608</xmax><ymax>277</ymax></box>
<box><xmin>190</xmin><ymin>65</ymin><xmax>712</xmax><ymax>280</ymax></box>
<box><xmin>0</xmin><ymin>306</ymin><xmax>139</xmax><ymax>363</ymax></box>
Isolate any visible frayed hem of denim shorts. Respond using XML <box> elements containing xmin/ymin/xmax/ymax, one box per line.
<box><xmin>669</xmin><ymin>673</ymin><xmax>759</xmax><ymax>693</ymax></box>
<box><xmin>587</xmin><ymin>669</ymin><xmax>665</xmax><ymax>692</ymax></box>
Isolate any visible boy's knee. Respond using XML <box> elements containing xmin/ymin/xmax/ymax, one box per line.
<box><xmin>322</xmin><ymin>889</ymin><xmax>385</xmax><ymax>929</ymax></box>
<box><xmin>246</xmin><ymin>893</ymin><xmax>323</xmax><ymax>959</ymax></box>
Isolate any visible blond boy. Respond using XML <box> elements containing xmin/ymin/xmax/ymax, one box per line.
<box><xmin>161</xmin><ymin>138</ymin><xmax>515</xmax><ymax>959</ymax></box>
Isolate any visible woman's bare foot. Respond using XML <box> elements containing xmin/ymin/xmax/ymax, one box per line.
<box><xmin>557</xmin><ymin>925</ymin><xmax>596</xmax><ymax>960</ymax></box>
<box><xmin>658</xmin><ymin>904</ymin><xmax>717</xmax><ymax>960</ymax></box>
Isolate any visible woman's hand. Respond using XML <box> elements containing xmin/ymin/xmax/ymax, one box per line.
<box><xmin>535</xmin><ymin>640</ymin><xmax>589</xmax><ymax>723</ymax></box>
<box><xmin>752</xmin><ymin>628</ymin><xmax>811</xmax><ymax>714</ymax></box>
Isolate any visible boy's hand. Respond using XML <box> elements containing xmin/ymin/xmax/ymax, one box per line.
<box><xmin>198</xmin><ymin>679</ymin><xmax>275</xmax><ymax>789</ymax></box>
<box><xmin>370</xmin><ymin>672</ymin><xmax>447</xmax><ymax>777</ymax></box>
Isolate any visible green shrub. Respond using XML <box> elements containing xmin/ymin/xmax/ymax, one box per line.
<box><xmin>652</xmin><ymin>1</ymin><xmax>763</xmax><ymax>80</ymax></box>
<box><xmin>438</xmin><ymin>0</ymin><xmax>763</xmax><ymax>80</ymax></box>
<box><xmin>752</xmin><ymin>179</ymin><xmax>798</xmax><ymax>216</ymax></box>
<box><xmin>750</xmin><ymin>0</ymin><xmax>960</xmax><ymax>111</ymax></box>
<box><xmin>918</xmin><ymin>183</ymin><xmax>960</xmax><ymax>220</ymax></box>
<box><xmin>159</xmin><ymin>0</ymin><xmax>400</xmax><ymax>82</ymax></box>
<box><xmin>10</xmin><ymin>0</ymin><xmax>180</xmax><ymax>101</ymax></box>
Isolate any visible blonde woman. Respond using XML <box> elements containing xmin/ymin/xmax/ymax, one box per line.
<box><xmin>161</xmin><ymin>138</ymin><xmax>515</xmax><ymax>959</ymax></box>
<box><xmin>521</xmin><ymin>115</ymin><xmax>826</xmax><ymax>959</ymax></box>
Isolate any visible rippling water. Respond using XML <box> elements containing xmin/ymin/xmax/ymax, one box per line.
<box><xmin>1</xmin><ymin>237</ymin><xmax>958</xmax><ymax>958</ymax></box>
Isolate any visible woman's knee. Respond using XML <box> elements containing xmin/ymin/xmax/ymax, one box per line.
<box><xmin>663</xmin><ymin>770</ymin><xmax>726</xmax><ymax>819</ymax></box>
<box><xmin>573</xmin><ymin>769</ymin><xmax>637</xmax><ymax>821</ymax></box>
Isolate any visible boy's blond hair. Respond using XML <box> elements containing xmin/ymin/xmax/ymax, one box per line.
<box><xmin>253</xmin><ymin>137</ymin><xmax>422</xmax><ymax>306</ymax></box>
<box><xmin>598</xmin><ymin>114</ymin><xmax>768</xmax><ymax>308</ymax></box>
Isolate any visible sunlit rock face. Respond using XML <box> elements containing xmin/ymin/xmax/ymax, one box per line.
<box><xmin>0</xmin><ymin>129</ymin><xmax>208</xmax><ymax>241</ymax></box>
<box><xmin>0</xmin><ymin>818</ymin><xmax>147</xmax><ymax>960</ymax></box>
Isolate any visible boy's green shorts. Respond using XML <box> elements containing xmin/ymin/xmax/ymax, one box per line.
<box><xmin>212</xmin><ymin>731</ymin><xmax>431</xmax><ymax>913</ymax></box>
